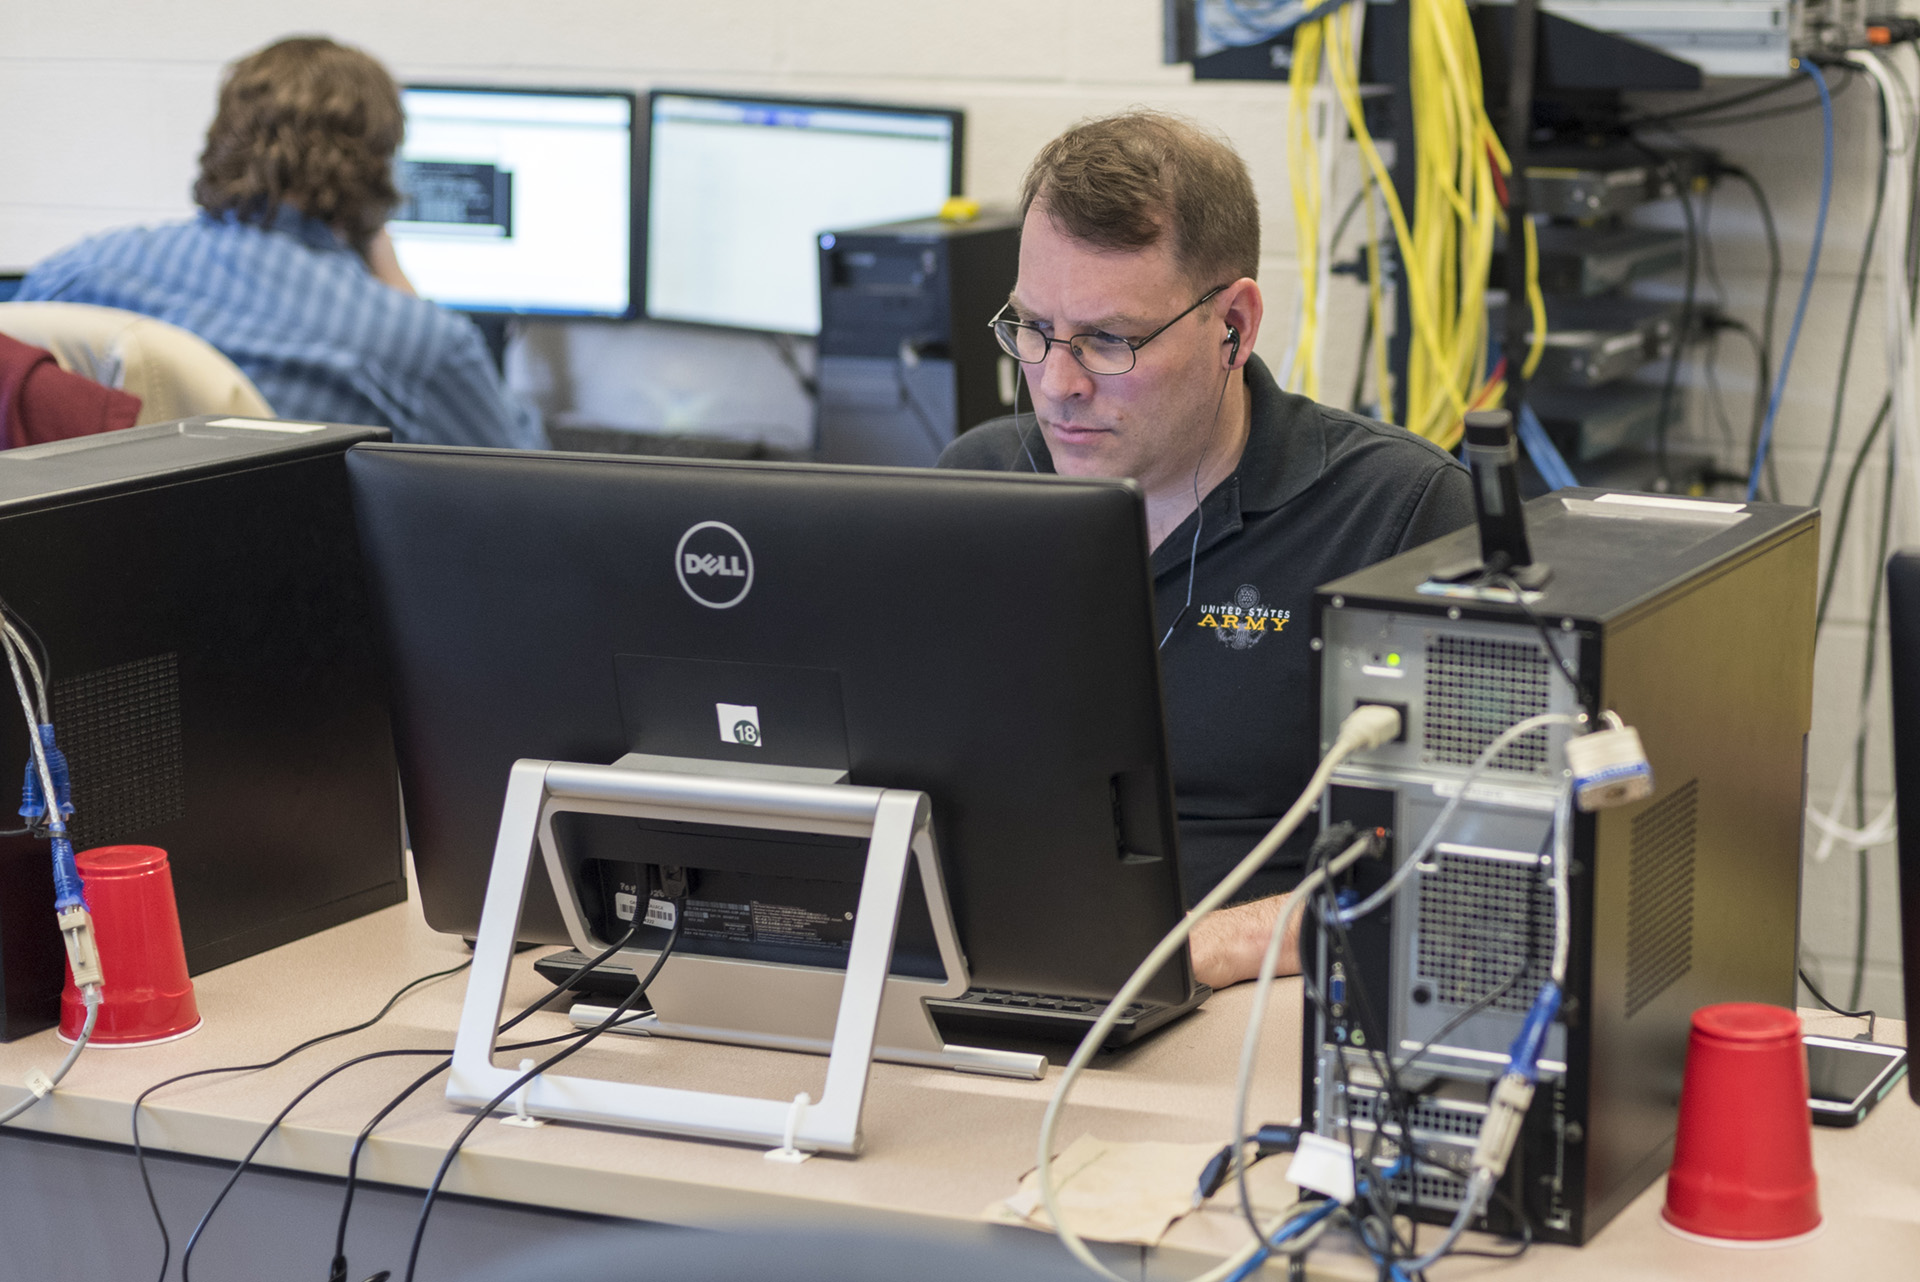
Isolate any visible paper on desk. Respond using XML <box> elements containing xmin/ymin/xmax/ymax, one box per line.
<box><xmin>986</xmin><ymin>1134</ymin><xmax>1222</xmax><ymax>1247</ymax></box>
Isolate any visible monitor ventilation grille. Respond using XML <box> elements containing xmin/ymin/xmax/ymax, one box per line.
<box><xmin>1422</xmin><ymin>634</ymin><xmax>1553</xmax><ymax>772</ymax></box>
<box><xmin>1415</xmin><ymin>849</ymin><xmax>1554</xmax><ymax>1016</ymax></box>
<box><xmin>52</xmin><ymin>654</ymin><xmax>187</xmax><ymax>847</ymax></box>
<box><xmin>1626</xmin><ymin>778</ymin><xmax>1697</xmax><ymax>1019</ymax></box>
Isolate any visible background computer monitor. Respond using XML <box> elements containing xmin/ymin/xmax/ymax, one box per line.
<box><xmin>389</xmin><ymin>86</ymin><xmax>637</xmax><ymax>318</ymax></box>
<box><xmin>1886</xmin><ymin>549</ymin><xmax>1920</xmax><ymax>1102</ymax></box>
<box><xmin>641</xmin><ymin>90</ymin><xmax>963</xmax><ymax>335</ymax></box>
<box><xmin>346</xmin><ymin>445</ymin><xmax>1191</xmax><ymax>1007</ymax></box>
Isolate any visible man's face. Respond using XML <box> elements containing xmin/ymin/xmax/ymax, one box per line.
<box><xmin>1009</xmin><ymin>202</ymin><xmax>1230</xmax><ymax>495</ymax></box>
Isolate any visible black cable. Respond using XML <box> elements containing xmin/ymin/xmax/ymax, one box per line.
<box><xmin>1848</xmin><ymin>454</ymin><xmax>1898</xmax><ymax>1010</ymax></box>
<box><xmin>1715</xmin><ymin>165</ymin><xmax>1783</xmax><ymax>498</ymax></box>
<box><xmin>1653</xmin><ymin>159</ymin><xmax>1698</xmax><ymax>485</ymax></box>
<box><xmin>1699</xmin><ymin>333</ymin><xmax>1743</xmax><ymax>462</ymax></box>
<box><xmin>1350</xmin><ymin>300</ymin><xmax>1375</xmax><ymax>414</ymax></box>
<box><xmin>1621</xmin><ymin>64</ymin><xmax>1849</xmax><ymax>128</ymax></box>
<box><xmin>133</xmin><ymin>959</ymin><xmax>473</xmax><ymax>1282</ymax></box>
<box><xmin>1234</xmin><ymin>830</ymin><xmax>1369</xmax><ymax>1246</ymax></box>
<box><xmin>1396</xmin><ymin>823</ymin><xmax>1552</xmax><ymax>1075</ymax></box>
<box><xmin>1633</xmin><ymin>63</ymin><xmax>1860</xmax><ymax>132</ymax></box>
<box><xmin>1492</xmin><ymin>573</ymin><xmax>1593</xmax><ymax>720</ymax></box>
<box><xmin>1811</xmin><ymin>92</ymin><xmax>1891</xmax><ymax>510</ymax></box>
<box><xmin>1312</xmin><ymin>873</ymin><xmax>1424</xmax><ymax>1265</ymax></box>
<box><xmin>769</xmin><ymin>334</ymin><xmax>817</xmax><ymax>399</ymax></box>
<box><xmin>896</xmin><ymin>357</ymin><xmax>950</xmax><ymax>456</ymax></box>
<box><xmin>178</xmin><ymin>1046</ymin><xmax>452</xmax><ymax>1282</ymax></box>
<box><xmin>400</xmin><ymin>909</ymin><xmax>685</xmax><ymax>1282</ymax></box>
<box><xmin>1714</xmin><ymin>315</ymin><xmax>1775</xmax><ymax>500</ymax></box>
<box><xmin>327</xmin><ymin>920</ymin><xmax>645</xmax><ymax>1280</ymax></box>
<box><xmin>1814</xmin><ymin>395</ymin><xmax>1890</xmax><ymax>634</ymax></box>
<box><xmin>1798</xmin><ymin>966</ymin><xmax>1877</xmax><ymax>1042</ymax></box>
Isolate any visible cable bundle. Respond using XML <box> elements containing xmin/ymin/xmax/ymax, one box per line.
<box><xmin>1322</xmin><ymin>0</ymin><xmax>1543</xmax><ymax>448</ymax></box>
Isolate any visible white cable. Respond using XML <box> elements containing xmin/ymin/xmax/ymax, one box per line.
<box><xmin>1036</xmin><ymin>704</ymin><xmax>1403</xmax><ymax>1282</ymax></box>
<box><xmin>0</xmin><ymin>618</ymin><xmax>47</xmax><ymax>722</ymax></box>
<box><xmin>1807</xmin><ymin>799</ymin><xmax>1897</xmax><ymax>850</ymax></box>
<box><xmin>1339</xmin><ymin>713</ymin><xmax>1585</xmax><ymax>923</ymax></box>
<box><xmin>1227</xmin><ymin>834</ymin><xmax>1374</xmax><ymax>1247</ymax></box>
<box><xmin>0</xmin><ymin>630</ymin><xmax>59</xmax><ymax>817</ymax></box>
<box><xmin>1399</xmin><ymin>1168</ymin><xmax>1494</xmax><ymax>1274</ymax></box>
<box><xmin>0</xmin><ymin>987</ymin><xmax>98</xmax><ymax>1125</ymax></box>
<box><xmin>1550</xmin><ymin>783</ymin><xmax>1572</xmax><ymax>986</ymax></box>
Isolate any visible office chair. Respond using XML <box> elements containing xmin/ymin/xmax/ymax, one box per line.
<box><xmin>0</xmin><ymin>301</ymin><xmax>272</xmax><ymax>424</ymax></box>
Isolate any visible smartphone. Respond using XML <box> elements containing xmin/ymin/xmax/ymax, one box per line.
<box><xmin>1805</xmin><ymin>1035</ymin><xmax>1909</xmax><ymax>1127</ymax></box>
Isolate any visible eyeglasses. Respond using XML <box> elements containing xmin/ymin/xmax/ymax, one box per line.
<box><xmin>988</xmin><ymin>285</ymin><xmax>1229</xmax><ymax>376</ymax></box>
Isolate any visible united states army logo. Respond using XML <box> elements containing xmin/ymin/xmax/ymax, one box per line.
<box><xmin>1197</xmin><ymin>583</ymin><xmax>1290</xmax><ymax>650</ymax></box>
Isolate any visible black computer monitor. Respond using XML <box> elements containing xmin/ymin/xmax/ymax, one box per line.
<box><xmin>346</xmin><ymin>444</ymin><xmax>1194</xmax><ymax>1011</ymax></box>
<box><xmin>1887</xmin><ymin>550</ymin><xmax>1920</xmax><ymax>1102</ymax></box>
<box><xmin>389</xmin><ymin>86</ymin><xmax>638</xmax><ymax>318</ymax></box>
<box><xmin>641</xmin><ymin>90</ymin><xmax>963</xmax><ymax>335</ymax></box>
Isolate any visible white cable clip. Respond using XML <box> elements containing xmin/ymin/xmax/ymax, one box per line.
<box><xmin>23</xmin><ymin>1069</ymin><xmax>53</xmax><ymax>1100</ymax></box>
<box><xmin>765</xmin><ymin>1091</ymin><xmax>814</xmax><ymax>1164</ymax></box>
<box><xmin>501</xmin><ymin>1058</ymin><xmax>546</xmax><ymax>1128</ymax></box>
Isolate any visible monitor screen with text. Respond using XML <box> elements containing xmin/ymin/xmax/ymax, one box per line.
<box><xmin>391</xmin><ymin>87</ymin><xmax>635</xmax><ymax>318</ymax></box>
<box><xmin>644</xmin><ymin>92</ymin><xmax>960</xmax><ymax>335</ymax></box>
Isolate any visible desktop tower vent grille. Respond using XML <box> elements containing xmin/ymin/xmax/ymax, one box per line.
<box><xmin>1415</xmin><ymin>851</ymin><xmax>1554</xmax><ymax>1015</ymax></box>
<box><xmin>1344</xmin><ymin>1089</ymin><xmax>1487</xmax><ymax>1142</ymax></box>
<box><xmin>1422</xmin><ymin>634</ymin><xmax>1553</xmax><ymax>773</ymax></box>
<box><xmin>52</xmin><ymin>654</ymin><xmax>187</xmax><ymax>847</ymax></box>
<box><xmin>1625</xmin><ymin>778</ymin><xmax>1698</xmax><ymax>1018</ymax></box>
<box><xmin>1388</xmin><ymin>1168</ymin><xmax>1470</xmax><ymax>1210</ymax></box>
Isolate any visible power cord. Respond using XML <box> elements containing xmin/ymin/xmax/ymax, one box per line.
<box><xmin>399</xmin><ymin>902</ymin><xmax>686</xmax><ymax>1282</ymax></box>
<box><xmin>133</xmin><ymin>959</ymin><xmax>473</xmax><ymax>1282</ymax></box>
<box><xmin>326</xmin><ymin>918</ymin><xmax>648</xmax><ymax>1282</ymax></box>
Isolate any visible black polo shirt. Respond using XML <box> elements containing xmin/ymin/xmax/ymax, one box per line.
<box><xmin>937</xmin><ymin>354</ymin><xmax>1473</xmax><ymax>904</ymax></box>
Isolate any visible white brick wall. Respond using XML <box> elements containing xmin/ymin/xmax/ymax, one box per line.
<box><xmin>0</xmin><ymin>4</ymin><xmax>1902</xmax><ymax>1014</ymax></box>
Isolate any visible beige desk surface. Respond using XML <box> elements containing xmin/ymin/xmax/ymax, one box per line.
<box><xmin>1</xmin><ymin>894</ymin><xmax>1914</xmax><ymax>1279</ymax></box>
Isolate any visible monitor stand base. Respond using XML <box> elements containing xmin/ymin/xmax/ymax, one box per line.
<box><xmin>449</xmin><ymin>754</ymin><xmax>1034</xmax><ymax>1156</ymax></box>
<box><xmin>571</xmin><ymin>1004</ymin><xmax>1045</xmax><ymax>1079</ymax></box>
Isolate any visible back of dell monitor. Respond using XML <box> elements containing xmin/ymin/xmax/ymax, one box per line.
<box><xmin>347</xmin><ymin>445</ymin><xmax>1195</xmax><ymax>1012</ymax></box>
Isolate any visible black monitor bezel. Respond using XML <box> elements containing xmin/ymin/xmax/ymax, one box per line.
<box><xmin>396</xmin><ymin>83</ymin><xmax>643</xmax><ymax>322</ymax></box>
<box><xmin>637</xmin><ymin>87</ymin><xmax>966</xmax><ymax>338</ymax></box>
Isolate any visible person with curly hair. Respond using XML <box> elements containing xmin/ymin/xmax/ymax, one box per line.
<box><xmin>18</xmin><ymin>36</ymin><xmax>543</xmax><ymax>448</ymax></box>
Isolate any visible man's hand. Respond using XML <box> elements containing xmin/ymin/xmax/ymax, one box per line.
<box><xmin>1188</xmin><ymin>893</ymin><xmax>1300</xmax><ymax>989</ymax></box>
<box><xmin>362</xmin><ymin>226</ymin><xmax>417</xmax><ymax>296</ymax></box>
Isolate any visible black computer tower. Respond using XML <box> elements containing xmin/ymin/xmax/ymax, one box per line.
<box><xmin>815</xmin><ymin>211</ymin><xmax>1020</xmax><ymax>466</ymax></box>
<box><xmin>0</xmin><ymin>417</ymin><xmax>405</xmax><ymax>1040</ymax></box>
<box><xmin>1302</xmin><ymin>491</ymin><xmax>1816</xmax><ymax>1243</ymax></box>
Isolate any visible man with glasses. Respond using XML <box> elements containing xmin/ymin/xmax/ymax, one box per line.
<box><xmin>939</xmin><ymin>111</ymin><xmax>1472</xmax><ymax>988</ymax></box>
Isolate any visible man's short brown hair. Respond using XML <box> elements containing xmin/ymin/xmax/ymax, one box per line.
<box><xmin>193</xmin><ymin>36</ymin><xmax>404</xmax><ymax>254</ymax></box>
<box><xmin>1020</xmin><ymin>110</ymin><xmax>1259</xmax><ymax>287</ymax></box>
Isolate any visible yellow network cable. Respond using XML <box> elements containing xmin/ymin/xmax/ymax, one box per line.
<box><xmin>1287</xmin><ymin>17</ymin><xmax>1328</xmax><ymax>401</ymax></box>
<box><xmin>1324</xmin><ymin>0</ymin><xmax>1545</xmax><ymax>449</ymax></box>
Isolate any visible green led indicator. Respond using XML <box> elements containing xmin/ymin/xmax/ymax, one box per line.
<box><xmin>1387</xmin><ymin>652</ymin><xmax>1401</xmax><ymax>666</ymax></box>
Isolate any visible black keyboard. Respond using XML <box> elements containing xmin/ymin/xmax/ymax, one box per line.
<box><xmin>531</xmin><ymin>950</ymin><xmax>1208</xmax><ymax>1049</ymax></box>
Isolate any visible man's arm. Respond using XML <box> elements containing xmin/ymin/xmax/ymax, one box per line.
<box><xmin>1189</xmin><ymin>892</ymin><xmax>1300</xmax><ymax>989</ymax></box>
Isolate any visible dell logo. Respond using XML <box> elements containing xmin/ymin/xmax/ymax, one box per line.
<box><xmin>683</xmin><ymin>553</ymin><xmax>747</xmax><ymax>578</ymax></box>
<box><xmin>674</xmin><ymin>521</ymin><xmax>755</xmax><ymax>609</ymax></box>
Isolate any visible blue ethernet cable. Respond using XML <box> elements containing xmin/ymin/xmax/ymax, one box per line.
<box><xmin>1746</xmin><ymin>60</ymin><xmax>1834</xmax><ymax>500</ymax></box>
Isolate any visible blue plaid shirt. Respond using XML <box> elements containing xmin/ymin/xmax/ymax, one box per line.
<box><xmin>19</xmin><ymin>208</ymin><xmax>544</xmax><ymax>449</ymax></box>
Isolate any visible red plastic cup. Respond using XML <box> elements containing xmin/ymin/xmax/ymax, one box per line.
<box><xmin>58</xmin><ymin>845</ymin><xmax>201</xmax><ymax>1047</ymax></box>
<box><xmin>1662</xmin><ymin>1002</ymin><xmax>1821</xmax><ymax>1245</ymax></box>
